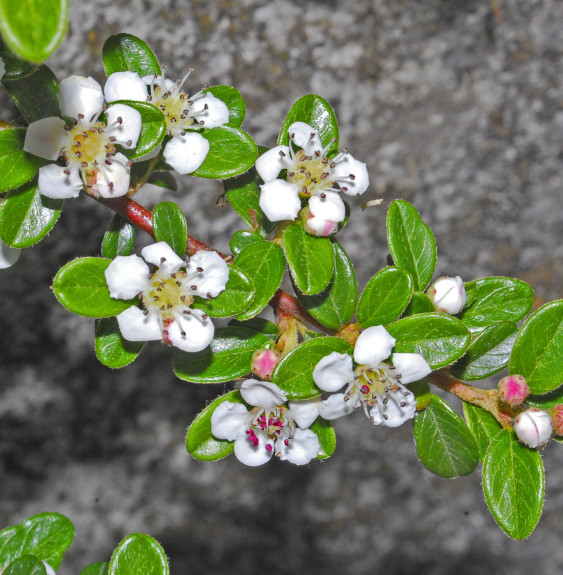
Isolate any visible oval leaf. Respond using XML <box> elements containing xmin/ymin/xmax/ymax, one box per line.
<box><xmin>0</xmin><ymin>129</ymin><xmax>46</xmax><ymax>193</ymax></box>
<box><xmin>205</xmin><ymin>85</ymin><xmax>245</xmax><ymax>128</ymax></box>
<box><xmin>95</xmin><ymin>317</ymin><xmax>145</xmax><ymax>369</ymax></box>
<box><xmin>101</xmin><ymin>214</ymin><xmax>135</xmax><ymax>259</ymax></box>
<box><xmin>102</xmin><ymin>34</ymin><xmax>161</xmax><ymax>77</ymax></box>
<box><xmin>403</xmin><ymin>291</ymin><xmax>435</xmax><ymax>317</ymax></box>
<box><xmin>4</xmin><ymin>555</ymin><xmax>46</xmax><ymax>575</ymax></box>
<box><xmin>108</xmin><ymin>533</ymin><xmax>168</xmax><ymax>575</ymax></box>
<box><xmin>310</xmin><ymin>418</ymin><xmax>336</xmax><ymax>459</ymax></box>
<box><xmin>229</xmin><ymin>230</ymin><xmax>264</xmax><ymax>255</ymax></box>
<box><xmin>462</xmin><ymin>402</ymin><xmax>503</xmax><ymax>461</ymax></box>
<box><xmin>228</xmin><ymin>317</ymin><xmax>279</xmax><ymax>339</ymax></box>
<box><xmin>152</xmin><ymin>202</ymin><xmax>187</xmax><ymax>257</ymax></box>
<box><xmin>526</xmin><ymin>387</ymin><xmax>563</xmax><ymax>409</ymax></box>
<box><xmin>80</xmin><ymin>562</ymin><xmax>109</xmax><ymax>575</ymax></box>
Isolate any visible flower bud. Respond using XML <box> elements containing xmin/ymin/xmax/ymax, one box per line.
<box><xmin>251</xmin><ymin>348</ymin><xmax>281</xmax><ymax>381</ymax></box>
<box><xmin>548</xmin><ymin>404</ymin><xmax>563</xmax><ymax>436</ymax></box>
<box><xmin>301</xmin><ymin>207</ymin><xmax>339</xmax><ymax>237</ymax></box>
<box><xmin>497</xmin><ymin>374</ymin><xmax>530</xmax><ymax>406</ymax></box>
<box><xmin>428</xmin><ymin>276</ymin><xmax>467</xmax><ymax>314</ymax></box>
<box><xmin>513</xmin><ymin>407</ymin><xmax>552</xmax><ymax>448</ymax></box>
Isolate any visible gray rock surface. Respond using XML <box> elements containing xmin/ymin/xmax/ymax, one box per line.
<box><xmin>1</xmin><ymin>0</ymin><xmax>561</xmax><ymax>573</ymax></box>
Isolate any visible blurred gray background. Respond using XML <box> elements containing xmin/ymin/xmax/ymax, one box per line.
<box><xmin>1</xmin><ymin>0</ymin><xmax>562</xmax><ymax>573</ymax></box>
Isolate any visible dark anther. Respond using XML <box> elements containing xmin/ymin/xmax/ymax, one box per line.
<box><xmin>191</xmin><ymin>285</ymin><xmax>197</xmax><ymax>290</ymax></box>
<box><xmin>127</xmin><ymin>140</ymin><xmax>132</xmax><ymax>147</ymax></box>
<box><xmin>78</xmin><ymin>113</ymin><xmax>84</xmax><ymax>119</ymax></box>
<box><xmin>349</xmin><ymin>173</ymin><xmax>356</xmax><ymax>180</ymax></box>
<box><xmin>196</xmin><ymin>267</ymin><xmax>203</xmax><ymax>272</ymax></box>
<box><xmin>105</xmin><ymin>160</ymin><xmax>112</xmax><ymax>165</ymax></box>
<box><xmin>181</xmin><ymin>331</ymin><xmax>186</xmax><ymax>336</ymax></box>
<box><xmin>183</xmin><ymin>309</ymin><xmax>191</xmax><ymax>315</ymax></box>
<box><xmin>310</xmin><ymin>133</ymin><xmax>316</xmax><ymax>139</ymax></box>
<box><xmin>207</xmin><ymin>292</ymin><xmax>213</xmax><ymax>299</ymax></box>
<box><xmin>63</xmin><ymin>169</ymin><xmax>71</xmax><ymax>176</ymax></box>
<box><xmin>161</xmin><ymin>257</ymin><xmax>167</xmax><ymax>262</ymax></box>
<box><xmin>330</xmin><ymin>161</ymin><xmax>336</xmax><ymax>169</ymax></box>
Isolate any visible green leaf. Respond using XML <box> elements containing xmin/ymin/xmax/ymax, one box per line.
<box><xmin>0</xmin><ymin>512</ymin><xmax>74</xmax><ymax>570</ymax></box>
<box><xmin>357</xmin><ymin>266</ymin><xmax>413</xmax><ymax>328</ymax></box>
<box><xmin>284</xmin><ymin>223</ymin><xmax>334</xmax><ymax>295</ymax></box>
<box><xmin>0</xmin><ymin>182</ymin><xmax>62</xmax><ymax>247</ymax></box>
<box><xmin>191</xmin><ymin>126</ymin><xmax>257</xmax><ymax>179</ymax></box>
<box><xmin>310</xmin><ymin>418</ymin><xmax>336</xmax><ymax>459</ymax></box>
<box><xmin>387</xmin><ymin>313</ymin><xmax>471</xmax><ymax>369</ymax></box>
<box><xmin>3</xmin><ymin>555</ymin><xmax>46</xmax><ymax>575</ymax></box>
<box><xmin>509</xmin><ymin>300</ymin><xmax>563</xmax><ymax>395</ymax></box>
<box><xmin>53</xmin><ymin>257</ymin><xmax>136</xmax><ymax>318</ymax></box>
<box><xmin>462</xmin><ymin>402</ymin><xmax>502</xmax><ymax>461</ymax></box>
<box><xmin>95</xmin><ymin>317</ymin><xmax>145</xmax><ymax>369</ymax></box>
<box><xmin>108</xmin><ymin>533</ymin><xmax>168</xmax><ymax>575</ymax></box>
<box><xmin>228</xmin><ymin>317</ymin><xmax>279</xmax><ymax>339</ymax></box>
<box><xmin>147</xmin><ymin>171</ymin><xmax>177</xmax><ymax>191</ymax></box>
<box><xmin>205</xmin><ymin>86</ymin><xmax>245</xmax><ymax>128</ymax></box>
<box><xmin>387</xmin><ymin>200</ymin><xmax>436</xmax><ymax>292</ymax></box>
<box><xmin>278</xmin><ymin>95</ymin><xmax>339</xmax><ymax>156</ymax></box>
<box><xmin>459</xmin><ymin>277</ymin><xmax>534</xmax><ymax>331</ymax></box>
<box><xmin>101</xmin><ymin>214</ymin><xmax>136</xmax><ymax>259</ymax></box>
<box><xmin>80</xmin><ymin>562</ymin><xmax>109</xmax><ymax>575</ymax></box>
<box><xmin>0</xmin><ymin>0</ymin><xmax>68</xmax><ymax>63</ymax></box>
<box><xmin>152</xmin><ymin>202</ymin><xmax>187</xmax><ymax>257</ymax></box>
<box><xmin>526</xmin><ymin>387</ymin><xmax>563</xmax><ymax>409</ymax></box>
<box><xmin>271</xmin><ymin>337</ymin><xmax>352</xmax><ymax>399</ymax></box>
<box><xmin>295</xmin><ymin>239</ymin><xmax>358</xmax><ymax>331</ymax></box>
<box><xmin>0</xmin><ymin>129</ymin><xmax>46</xmax><ymax>192</ymax></box>
<box><xmin>102</xmin><ymin>34</ymin><xmax>161</xmax><ymax>77</ymax></box>
<box><xmin>232</xmin><ymin>241</ymin><xmax>285</xmax><ymax>320</ymax></box>
<box><xmin>482</xmin><ymin>429</ymin><xmax>545</xmax><ymax>539</ymax></box>
<box><xmin>413</xmin><ymin>394</ymin><xmax>479</xmax><ymax>478</ymax></box>
<box><xmin>451</xmin><ymin>321</ymin><xmax>518</xmax><ymax>381</ymax></box>
<box><xmin>186</xmin><ymin>390</ymin><xmax>244</xmax><ymax>461</ymax></box>
<box><xmin>403</xmin><ymin>291</ymin><xmax>435</xmax><ymax>317</ymax></box>
<box><xmin>410</xmin><ymin>379</ymin><xmax>431</xmax><ymax>409</ymax></box>
<box><xmin>173</xmin><ymin>326</ymin><xmax>269</xmax><ymax>383</ymax></box>
<box><xmin>229</xmin><ymin>230</ymin><xmax>264</xmax><ymax>255</ymax></box>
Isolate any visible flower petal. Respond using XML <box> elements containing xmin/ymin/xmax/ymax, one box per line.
<box><xmin>288</xmin><ymin>121</ymin><xmax>322</xmax><ymax>152</ymax></box>
<box><xmin>259</xmin><ymin>179</ymin><xmax>301</xmax><ymax>221</ymax></box>
<box><xmin>94</xmin><ymin>153</ymin><xmax>131</xmax><ymax>198</ymax></box>
<box><xmin>104</xmin><ymin>71</ymin><xmax>148</xmax><ymax>103</ymax></box>
<box><xmin>288</xmin><ymin>398</ymin><xmax>321</xmax><ymax>429</ymax></box>
<box><xmin>168</xmin><ymin>309</ymin><xmax>215</xmax><ymax>352</ymax></box>
<box><xmin>116</xmin><ymin>306</ymin><xmax>162</xmax><ymax>342</ymax></box>
<box><xmin>319</xmin><ymin>393</ymin><xmax>355</xmax><ymax>420</ymax></box>
<box><xmin>191</xmin><ymin>93</ymin><xmax>230</xmax><ymax>128</ymax></box>
<box><xmin>354</xmin><ymin>325</ymin><xmax>396</xmax><ymax>367</ymax></box>
<box><xmin>104</xmin><ymin>254</ymin><xmax>150</xmax><ymax>299</ymax></box>
<box><xmin>24</xmin><ymin>117</ymin><xmax>69</xmax><ymax>161</ymax></box>
<box><xmin>210</xmin><ymin>401</ymin><xmax>251</xmax><ymax>441</ymax></box>
<box><xmin>240</xmin><ymin>379</ymin><xmax>287</xmax><ymax>408</ymax></box>
<box><xmin>313</xmin><ymin>352</ymin><xmax>354</xmax><ymax>392</ymax></box>
<box><xmin>330</xmin><ymin>153</ymin><xmax>369</xmax><ymax>196</ymax></box>
<box><xmin>233</xmin><ymin>429</ymin><xmax>273</xmax><ymax>466</ymax></box>
<box><xmin>305</xmin><ymin>215</ymin><xmax>339</xmax><ymax>237</ymax></box>
<box><xmin>58</xmin><ymin>75</ymin><xmax>104</xmax><ymax>124</ymax></box>
<box><xmin>369</xmin><ymin>389</ymin><xmax>416</xmax><ymax>427</ymax></box>
<box><xmin>37</xmin><ymin>164</ymin><xmax>83</xmax><ymax>199</ymax></box>
<box><xmin>392</xmin><ymin>353</ymin><xmax>432</xmax><ymax>384</ymax></box>
<box><xmin>308</xmin><ymin>190</ymin><xmax>345</xmax><ymax>222</ymax></box>
<box><xmin>185</xmin><ymin>250</ymin><xmax>230</xmax><ymax>298</ymax></box>
<box><xmin>105</xmin><ymin>104</ymin><xmax>142</xmax><ymax>149</ymax></box>
<box><xmin>255</xmin><ymin>145</ymin><xmax>290</xmax><ymax>182</ymax></box>
<box><xmin>278</xmin><ymin>428</ymin><xmax>320</xmax><ymax>465</ymax></box>
<box><xmin>0</xmin><ymin>240</ymin><xmax>21</xmax><ymax>269</ymax></box>
<box><xmin>163</xmin><ymin>132</ymin><xmax>210</xmax><ymax>174</ymax></box>
<box><xmin>141</xmin><ymin>241</ymin><xmax>185</xmax><ymax>274</ymax></box>
<box><xmin>428</xmin><ymin>276</ymin><xmax>467</xmax><ymax>314</ymax></box>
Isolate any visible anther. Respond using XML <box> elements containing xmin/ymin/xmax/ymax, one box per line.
<box><xmin>349</xmin><ymin>174</ymin><xmax>356</xmax><ymax>180</ymax></box>
<box><xmin>330</xmin><ymin>161</ymin><xmax>336</xmax><ymax>168</ymax></box>
<box><xmin>63</xmin><ymin>169</ymin><xmax>71</xmax><ymax>176</ymax></box>
<box><xmin>202</xmin><ymin>314</ymin><xmax>209</xmax><ymax>320</ymax></box>
<box><xmin>143</xmin><ymin>309</ymin><xmax>149</xmax><ymax>316</ymax></box>
<box><xmin>127</xmin><ymin>140</ymin><xmax>132</xmax><ymax>147</ymax></box>
<box><xmin>191</xmin><ymin>285</ymin><xmax>197</xmax><ymax>290</ymax></box>
<box><xmin>76</xmin><ymin>151</ymin><xmax>82</xmax><ymax>158</ymax></box>
<box><xmin>117</xmin><ymin>116</ymin><xmax>123</xmax><ymax>124</ymax></box>
<box><xmin>320</xmin><ymin>192</ymin><xmax>327</xmax><ymax>199</ymax></box>
<box><xmin>183</xmin><ymin>310</ymin><xmax>191</xmax><ymax>315</ymax></box>
<box><xmin>81</xmin><ymin>162</ymin><xmax>88</xmax><ymax>168</ymax></box>
<box><xmin>78</xmin><ymin>113</ymin><xmax>84</xmax><ymax>119</ymax></box>
<box><xmin>105</xmin><ymin>160</ymin><xmax>112</xmax><ymax>165</ymax></box>
<box><xmin>279</xmin><ymin>150</ymin><xmax>286</xmax><ymax>157</ymax></box>
<box><xmin>207</xmin><ymin>292</ymin><xmax>213</xmax><ymax>299</ymax></box>
<box><xmin>181</xmin><ymin>330</ymin><xmax>186</xmax><ymax>336</ymax></box>
<box><xmin>310</xmin><ymin>132</ymin><xmax>316</xmax><ymax>140</ymax></box>
<box><xmin>160</xmin><ymin>257</ymin><xmax>167</xmax><ymax>262</ymax></box>
<box><xmin>75</xmin><ymin>141</ymin><xmax>81</xmax><ymax>148</ymax></box>
<box><xmin>196</xmin><ymin>267</ymin><xmax>203</xmax><ymax>272</ymax></box>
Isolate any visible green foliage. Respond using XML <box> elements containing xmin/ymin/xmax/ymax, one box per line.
<box><xmin>402</xmin><ymin>291</ymin><xmax>435</xmax><ymax>316</ymax></box>
<box><xmin>0</xmin><ymin>129</ymin><xmax>46</xmax><ymax>192</ymax></box>
<box><xmin>80</xmin><ymin>563</ymin><xmax>109</xmax><ymax>575</ymax></box>
<box><xmin>102</xmin><ymin>34</ymin><xmax>161</xmax><ymax>77</ymax></box>
<box><xmin>101</xmin><ymin>215</ymin><xmax>136</xmax><ymax>259</ymax></box>
<box><xmin>108</xmin><ymin>533</ymin><xmax>169</xmax><ymax>575</ymax></box>
<box><xmin>152</xmin><ymin>202</ymin><xmax>187</xmax><ymax>257</ymax></box>
<box><xmin>95</xmin><ymin>317</ymin><xmax>145</xmax><ymax>369</ymax></box>
<box><xmin>311</xmin><ymin>418</ymin><xmax>336</xmax><ymax>459</ymax></box>
<box><xmin>229</xmin><ymin>230</ymin><xmax>263</xmax><ymax>255</ymax></box>
<box><xmin>205</xmin><ymin>86</ymin><xmax>246</xmax><ymax>128</ymax></box>
<box><xmin>3</xmin><ymin>555</ymin><xmax>46</xmax><ymax>575</ymax></box>
<box><xmin>462</xmin><ymin>403</ymin><xmax>502</xmax><ymax>461</ymax></box>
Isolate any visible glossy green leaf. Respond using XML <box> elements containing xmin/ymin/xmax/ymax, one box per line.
<box><xmin>526</xmin><ymin>387</ymin><xmax>563</xmax><ymax>409</ymax></box>
<box><xmin>357</xmin><ymin>266</ymin><xmax>413</xmax><ymax>328</ymax></box>
<box><xmin>295</xmin><ymin>239</ymin><xmax>358</xmax><ymax>331</ymax></box>
<box><xmin>173</xmin><ymin>327</ymin><xmax>269</xmax><ymax>383</ymax></box>
<box><xmin>459</xmin><ymin>277</ymin><xmax>534</xmax><ymax>331</ymax></box>
<box><xmin>451</xmin><ymin>321</ymin><xmax>518</xmax><ymax>381</ymax></box>
<box><xmin>80</xmin><ymin>562</ymin><xmax>109</xmax><ymax>575</ymax></box>
<box><xmin>271</xmin><ymin>337</ymin><xmax>352</xmax><ymax>399</ymax></box>
<box><xmin>311</xmin><ymin>418</ymin><xmax>336</xmax><ymax>459</ymax></box>
<box><xmin>410</xmin><ymin>379</ymin><xmax>431</xmax><ymax>410</ymax></box>
<box><xmin>152</xmin><ymin>202</ymin><xmax>187</xmax><ymax>257</ymax></box>
<box><xmin>482</xmin><ymin>429</ymin><xmax>544</xmax><ymax>539</ymax></box>
<box><xmin>186</xmin><ymin>390</ymin><xmax>243</xmax><ymax>460</ymax></box>
<box><xmin>3</xmin><ymin>555</ymin><xmax>46</xmax><ymax>575</ymax></box>
<box><xmin>387</xmin><ymin>200</ymin><xmax>436</xmax><ymax>291</ymax></box>
<box><xmin>191</xmin><ymin>126</ymin><xmax>257</xmax><ymax>179</ymax></box>
<box><xmin>228</xmin><ymin>317</ymin><xmax>279</xmax><ymax>339</ymax></box>
<box><xmin>387</xmin><ymin>313</ymin><xmax>471</xmax><ymax>369</ymax></box>
<box><xmin>0</xmin><ymin>0</ymin><xmax>68</xmax><ymax>63</ymax></box>
<box><xmin>101</xmin><ymin>214</ymin><xmax>136</xmax><ymax>259</ymax></box>
<box><xmin>0</xmin><ymin>512</ymin><xmax>74</xmax><ymax>570</ymax></box>
<box><xmin>205</xmin><ymin>86</ymin><xmax>245</xmax><ymax>128</ymax></box>
<box><xmin>147</xmin><ymin>171</ymin><xmax>177</xmax><ymax>191</ymax></box>
<box><xmin>108</xmin><ymin>533</ymin><xmax>168</xmax><ymax>575</ymax></box>
<box><xmin>0</xmin><ymin>182</ymin><xmax>62</xmax><ymax>248</ymax></box>
<box><xmin>403</xmin><ymin>291</ymin><xmax>435</xmax><ymax>317</ymax></box>
<box><xmin>95</xmin><ymin>317</ymin><xmax>145</xmax><ymax>369</ymax></box>
<box><xmin>53</xmin><ymin>258</ymin><xmax>136</xmax><ymax>318</ymax></box>
<box><xmin>278</xmin><ymin>94</ymin><xmax>339</xmax><ymax>156</ymax></box>
<box><xmin>284</xmin><ymin>223</ymin><xmax>334</xmax><ymax>295</ymax></box>
<box><xmin>233</xmin><ymin>241</ymin><xmax>285</xmax><ymax>320</ymax></box>
<box><xmin>509</xmin><ymin>300</ymin><xmax>563</xmax><ymax>394</ymax></box>
<box><xmin>462</xmin><ymin>402</ymin><xmax>503</xmax><ymax>461</ymax></box>
<box><xmin>413</xmin><ymin>394</ymin><xmax>479</xmax><ymax>478</ymax></box>
<box><xmin>0</xmin><ymin>129</ymin><xmax>46</xmax><ymax>192</ymax></box>
<box><xmin>0</xmin><ymin>39</ymin><xmax>36</xmax><ymax>79</ymax></box>
<box><xmin>229</xmin><ymin>230</ymin><xmax>264</xmax><ymax>255</ymax></box>
<box><xmin>102</xmin><ymin>34</ymin><xmax>161</xmax><ymax>77</ymax></box>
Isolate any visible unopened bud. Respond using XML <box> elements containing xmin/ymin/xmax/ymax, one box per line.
<box><xmin>428</xmin><ymin>276</ymin><xmax>467</xmax><ymax>314</ymax></box>
<box><xmin>498</xmin><ymin>374</ymin><xmax>530</xmax><ymax>406</ymax></box>
<box><xmin>251</xmin><ymin>349</ymin><xmax>281</xmax><ymax>380</ymax></box>
<box><xmin>301</xmin><ymin>207</ymin><xmax>339</xmax><ymax>237</ymax></box>
<box><xmin>513</xmin><ymin>407</ymin><xmax>552</xmax><ymax>448</ymax></box>
<box><xmin>548</xmin><ymin>404</ymin><xmax>563</xmax><ymax>436</ymax></box>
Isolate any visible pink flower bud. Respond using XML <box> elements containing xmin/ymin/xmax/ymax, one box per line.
<box><xmin>498</xmin><ymin>374</ymin><xmax>530</xmax><ymax>406</ymax></box>
<box><xmin>549</xmin><ymin>404</ymin><xmax>563</xmax><ymax>436</ymax></box>
<box><xmin>513</xmin><ymin>407</ymin><xmax>552</xmax><ymax>448</ymax></box>
<box><xmin>301</xmin><ymin>207</ymin><xmax>339</xmax><ymax>237</ymax></box>
<box><xmin>428</xmin><ymin>276</ymin><xmax>467</xmax><ymax>314</ymax></box>
<box><xmin>251</xmin><ymin>349</ymin><xmax>281</xmax><ymax>381</ymax></box>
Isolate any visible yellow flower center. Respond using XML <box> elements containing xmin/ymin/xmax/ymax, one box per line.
<box><xmin>287</xmin><ymin>149</ymin><xmax>335</xmax><ymax>196</ymax></box>
<box><xmin>142</xmin><ymin>268</ymin><xmax>194</xmax><ymax>321</ymax></box>
<box><xmin>67</xmin><ymin>122</ymin><xmax>116</xmax><ymax>179</ymax></box>
<box><xmin>151</xmin><ymin>85</ymin><xmax>197</xmax><ymax>136</ymax></box>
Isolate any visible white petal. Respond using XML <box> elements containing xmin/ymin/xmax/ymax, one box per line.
<box><xmin>163</xmin><ymin>132</ymin><xmax>209</xmax><ymax>174</ymax></box>
<box><xmin>313</xmin><ymin>352</ymin><xmax>354</xmax><ymax>392</ymax></box>
<box><xmin>513</xmin><ymin>408</ymin><xmax>552</xmax><ymax>449</ymax></box>
<box><xmin>24</xmin><ymin>117</ymin><xmax>69</xmax><ymax>161</ymax></box>
<box><xmin>330</xmin><ymin>154</ymin><xmax>369</xmax><ymax>196</ymax></box>
<box><xmin>210</xmin><ymin>401</ymin><xmax>250</xmax><ymax>441</ymax></box>
<box><xmin>104</xmin><ymin>254</ymin><xmax>149</xmax><ymax>299</ymax></box>
<box><xmin>141</xmin><ymin>241</ymin><xmax>184</xmax><ymax>274</ymax></box>
<box><xmin>308</xmin><ymin>191</ymin><xmax>345</xmax><ymax>222</ymax></box>
<box><xmin>94</xmin><ymin>153</ymin><xmax>131</xmax><ymax>198</ymax></box>
<box><xmin>259</xmin><ymin>179</ymin><xmax>301</xmax><ymax>222</ymax></box>
<box><xmin>354</xmin><ymin>325</ymin><xmax>396</xmax><ymax>367</ymax></box>
<box><xmin>38</xmin><ymin>164</ymin><xmax>83</xmax><ymax>199</ymax></box>
<box><xmin>43</xmin><ymin>563</ymin><xmax>56</xmax><ymax>575</ymax></box>
<box><xmin>319</xmin><ymin>394</ymin><xmax>355</xmax><ymax>420</ymax></box>
<box><xmin>186</xmin><ymin>250</ymin><xmax>229</xmax><ymax>298</ymax></box>
<box><xmin>168</xmin><ymin>309</ymin><xmax>215</xmax><ymax>352</ymax></box>
<box><xmin>392</xmin><ymin>353</ymin><xmax>432</xmax><ymax>384</ymax></box>
<box><xmin>105</xmin><ymin>104</ymin><xmax>142</xmax><ymax>149</ymax></box>
<box><xmin>142</xmin><ymin>75</ymin><xmax>176</xmax><ymax>92</ymax></box>
<box><xmin>305</xmin><ymin>215</ymin><xmax>339</xmax><ymax>237</ymax></box>
<box><xmin>58</xmin><ymin>75</ymin><xmax>104</xmax><ymax>124</ymax></box>
<box><xmin>191</xmin><ymin>93</ymin><xmax>230</xmax><ymax>128</ymax></box>
<box><xmin>288</xmin><ymin>121</ymin><xmax>322</xmax><ymax>151</ymax></box>
<box><xmin>104</xmin><ymin>71</ymin><xmax>148</xmax><ymax>103</ymax></box>
<box><xmin>288</xmin><ymin>398</ymin><xmax>321</xmax><ymax>429</ymax></box>
<box><xmin>233</xmin><ymin>429</ymin><xmax>273</xmax><ymax>466</ymax></box>
<box><xmin>0</xmin><ymin>240</ymin><xmax>21</xmax><ymax>269</ymax></box>
<box><xmin>116</xmin><ymin>306</ymin><xmax>162</xmax><ymax>342</ymax></box>
<box><xmin>369</xmin><ymin>389</ymin><xmax>416</xmax><ymax>427</ymax></box>
<box><xmin>255</xmin><ymin>145</ymin><xmax>290</xmax><ymax>182</ymax></box>
<box><xmin>428</xmin><ymin>276</ymin><xmax>467</xmax><ymax>314</ymax></box>
<box><xmin>240</xmin><ymin>379</ymin><xmax>287</xmax><ymax>408</ymax></box>
<box><xmin>278</xmin><ymin>428</ymin><xmax>320</xmax><ymax>465</ymax></box>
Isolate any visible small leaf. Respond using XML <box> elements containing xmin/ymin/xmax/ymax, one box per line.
<box><xmin>108</xmin><ymin>533</ymin><xmax>168</xmax><ymax>575</ymax></box>
<box><xmin>80</xmin><ymin>562</ymin><xmax>109</xmax><ymax>575</ymax></box>
<box><xmin>53</xmin><ymin>258</ymin><xmax>136</xmax><ymax>318</ymax></box>
<box><xmin>403</xmin><ymin>291</ymin><xmax>435</xmax><ymax>317</ymax></box>
<box><xmin>228</xmin><ymin>317</ymin><xmax>279</xmax><ymax>339</ymax></box>
<box><xmin>387</xmin><ymin>200</ymin><xmax>436</xmax><ymax>291</ymax></box>
<box><xmin>357</xmin><ymin>266</ymin><xmax>413</xmax><ymax>327</ymax></box>
<box><xmin>310</xmin><ymin>418</ymin><xmax>336</xmax><ymax>459</ymax></box>
<box><xmin>95</xmin><ymin>317</ymin><xmax>145</xmax><ymax>369</ymax></box>
<box><xmin>3</xmin><ymin>555</ymin><xmax>46</xmax><ymax>575</ymax></box>
<box><xmin>482</xmin><ymin>429</ymin><xmax>545</xmax><ymax>539</ymax></box>
<box><xmin>410</xmin><ymin>379</ymin><xmax>431</xmax><ymax>410</ymax></box>
<box><xmin>0</xmin><ymin>129</ymin><xmax>46</xmax><ymax>193</ymax></box>
<box><xmin>526</xmin><ymin>387</ymin><xmax>563</xmax><ymax>409</ymax></box>
<box><xmin>102</xmin><ymin>34</ymin><xmax>161</xmax><ymax>77</ymax></box>
<box><xmin>152</xmin><ymin>202</ymin><xmax>187</xmax><ymax>258</ymax></box>
<box><xmin>147</xmin><ymin>171</ymin><xmax>177</xmax><ymax>191</ymax></box>
<box><xmin>413</xmin><ymin>394</ymin><xmax>479</xmax><ymax>478</ymax></box>
<box><xmin>101</xmin><ymin>214</ymin><xmax>136</xmax><ymax>259</ymax></box>
<box><xmin>229</xmin><ymin>230</ymin><xmax>264</xmax><ymax>255</ymax></box>
<box><xmin>509</xmin><ymin>300</ymin><xmax>563</xmax><ymax>395</ymax></box>
<box><xmin>462</xmin><ymin>402</ymin><xmax>502</xmax><ymax>461</ymax></box>
<box><xmin>173</xmin><ymin>327</ymin><xmax>269</xmax><ymax>383</ymax></box>
<box><xmin>204</xmin><ymin>86</ymin><xmax>245</xmax><ymax>128</ymax></box>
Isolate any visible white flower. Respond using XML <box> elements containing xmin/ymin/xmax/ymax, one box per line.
<box><xmin>0</xmin><ymin>240</ymin><xmax>21</xmax><ymax>269</ymax></box>
<box><xmin>104</xmin><ymin>69</ymin><xmax>229</xmax><ymax>174</ymax></box>
<box><xmin>211</xmin><ymin>379</ymin><xmax>321</xmax><ymax>466</ymax></box>
<box><xmin>23</xmin><ymin>75</ymin><xmax>142</xmax><ymax>199</ymax></box>
<box><xmin>313</xmin><ymin>325</ymin><xmax>432</xmax><ymax>427</ymax></box>
<box><xmin>105</xmin><ymin>241</ymin><xmax>229</xmax><ymax>352</ymax></box>
<box><xmin>428</xmin><ymin>276</ymin><xmax>467</xmax><ymax>314</ymax></box>
<box><xmin>513</xmin><ymin>407</ymin><xmax>552</xmax><ymax>449</ymax></box>
<box><xmin>255</xmin><ymin>121</ymin><xmax>369</xmax><ymax>230</ymax></box>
